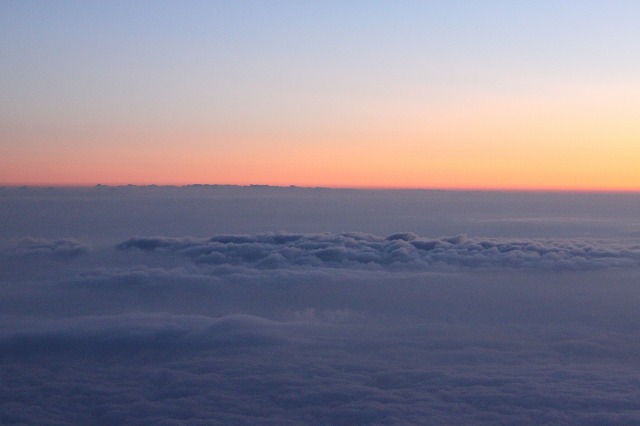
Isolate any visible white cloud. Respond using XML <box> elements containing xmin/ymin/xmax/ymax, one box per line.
<box><xmin>117</xmin><ymin>232</ymin><xmax>640</xmax><ymax>271</ymax></box>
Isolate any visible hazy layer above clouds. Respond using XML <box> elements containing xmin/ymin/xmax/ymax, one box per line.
<box><xmin>2</xmin><ymin>186</ymin><xmax>640</xmax><ymax>424</ymax></box>
<box><xmin>2</xmin><ymin>186</ymin><xmax>640</xmax><ymax>245</ymax></box>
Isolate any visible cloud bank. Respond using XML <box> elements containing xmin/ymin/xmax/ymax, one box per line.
<box><xmin>118</xmin><ymin>232</ymin><xmax>640</xmax><ymax>271</ymax></box>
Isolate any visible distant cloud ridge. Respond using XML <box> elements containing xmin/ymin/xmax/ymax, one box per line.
<box><xmin>117</xmin><ymin>233</ymin><xmax>640</xmax><ymax>271</ymax></box>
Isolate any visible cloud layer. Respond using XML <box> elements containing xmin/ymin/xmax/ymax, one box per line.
<box><xmin>3</xmin><ymin>189</ymin><xmax>640</xmax><ymax>424</ymax></box>
<box><xmin>3</xmin><ymin>309</ymin><xmax>640</xmax><ymax>425</ymax></box>
<box><xmin>118</xmin><ymin>232</ymin><xmax>640</xmax><ymax>271</ymax></box>
<box><xmin>3</xmin><ymin>238</ymin><xmax>640</xmax><ymax>424</ymax></box>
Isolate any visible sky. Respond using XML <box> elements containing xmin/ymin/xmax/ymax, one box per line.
<box><xmin>2</xmin><ymin>186</ymin><xmax>640</xmax><ymax>424</ymax></box>
<box><xmin>2</xmin><ymin>0</ymin><xmax>640</xmax><ymax>189</ymax></box>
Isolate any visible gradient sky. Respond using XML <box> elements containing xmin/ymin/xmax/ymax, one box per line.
<box><xmin>1</xmin><ymin>0</ymin><xmax>639</xmax><ymax>189</ymax></box>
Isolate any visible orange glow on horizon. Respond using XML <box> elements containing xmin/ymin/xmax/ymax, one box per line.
<box><xmin>2</xmin><ymin>84</ymin><xmax>639</xmax><ymax>192</ymax></box>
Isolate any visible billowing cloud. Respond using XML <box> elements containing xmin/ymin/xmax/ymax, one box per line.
<box><xmin>118</xmin><ymin>232</ymin><xmax>640</xmax><ymax>271</ymax></box>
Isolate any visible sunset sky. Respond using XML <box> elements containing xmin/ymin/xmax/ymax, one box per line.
<box><xmin>2</xmin><ymin>0</ymin><xmax>639</xmax><ymax>189</ymax></box>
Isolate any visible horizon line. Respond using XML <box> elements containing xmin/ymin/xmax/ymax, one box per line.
<box><xmin>2</xmin><ymin>183</ymin><xmax>640</xmax><ymax>194</ymax></box>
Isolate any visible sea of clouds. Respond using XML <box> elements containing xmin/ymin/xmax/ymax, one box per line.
<box><xmin>2</xmin><ymin>186</ymin><xmax>640</xmax><ymax>424</ymax></box>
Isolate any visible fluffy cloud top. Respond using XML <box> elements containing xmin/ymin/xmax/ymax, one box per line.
<box><xmin>118</xmin><ymin>232</ymin><xmax>640</xmax><ymax>271</ymax></box>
